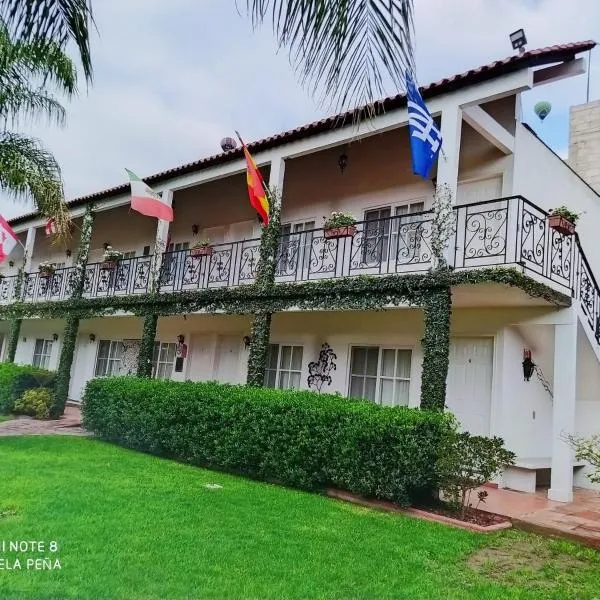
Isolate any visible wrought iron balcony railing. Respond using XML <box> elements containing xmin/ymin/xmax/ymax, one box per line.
<box><xmin>0</xmin><ymin>196</ymin><xmax>596</xmax><ymax>320</ymax></box>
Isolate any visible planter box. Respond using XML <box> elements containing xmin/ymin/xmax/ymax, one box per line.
<box><xmin>324</xmin><ymin>225</ymin><xmax>357</xmax><ymax>239</ymax></box>
<box><xmin>101</xmin><ymin>261</ymin><xmax>119</xmax><ymax>270</ymax></box>
<box><xmin>190</xmin><ymin>246</ymin><xmax>213</xmax><ymax>257</ymax></box>
<box><xmin>39</xmin><ymin>269</ymin><xmax>55</xmax><ymax>278</ymax></box>
<box><xmin>547</xmin><ymin>215</ymin><xmax>575</xmax><ymax>236</ymax></box>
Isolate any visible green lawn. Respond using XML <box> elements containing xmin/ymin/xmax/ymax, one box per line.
<box><xmin>0</xmin><ymin>437</ymin><xmax>598</xmax><ymax>600</ymax></box>
<box><xmin>0</xmin><ymin>415</ymin><xmax>12</xmax><ymax>423</ymax></box>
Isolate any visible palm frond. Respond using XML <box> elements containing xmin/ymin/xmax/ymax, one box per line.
<box><xmin>0</xmin><ymin>0</ymin><xmax>93</xmax><ymax>82</ymax></box>
<box><xmin>0</xmin><ymin>84</ymin><xmax>66</xmax><ymax>125</ymax></box>
<box><xmin>245</xmin><ymin>0</ymin><xmax>415</xmax><ymax>116</ymax></box>
<box><xmin>0</xmin><ymin>132</ymin><xmax>70</xmax><ymax>238</ymax></box>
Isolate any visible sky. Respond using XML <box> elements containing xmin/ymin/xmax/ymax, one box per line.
<box><xmin>1</xmin><ymin>0</ymin><xmax>599</xmax><ymax>219</ymax></box>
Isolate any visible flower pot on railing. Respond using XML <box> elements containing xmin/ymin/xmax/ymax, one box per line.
<box><xmin>324</xmin><ymin>225</ymin><xmax>357</xmax><ymax>239</ymax></box>
<box><xmin>547</xmin><ymin>215</ymin><xmax>576</xmax><ymax>236</ymax></box>
<box><xmin>190</xmin><ymin>246</ymin><xmax>213</xmax><ymax>257</ymax></box>
<box><xmin>101</xmin><ymin>261</ymin><xmax>119</xmax><ymax>270</ymax></box>
<box><xmin>39</xmin><ymin>266</ymin><xmax>55</xmax><ymax>278</ymax></box>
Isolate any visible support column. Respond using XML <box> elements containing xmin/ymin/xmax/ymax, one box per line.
<box><xmin>51</xmin><ymin>316</ymin><xmax>79</xmax><ymax>417</ymax></box>
<box><xmin>246</xmin><ymin>312</ymin><xmax>272</xmax><ymax>387</ymax></box>
<box><xmin>420</xmin><ymin>286</ymin><xmax>452</xmax><ymax>411</ymax></box>
<box><xmin>436</xmin><ymin>105</ymin><xmax>462</xmax><ymax>201</ymax></box>
<box><xmin>549</xmin><ymin>309</ymin><xmax>578</xmax><ymax>502</ymax></box>
<box><xmin>23</xmin><ymin>226</ymin><xmax>36</xmax><ymax>274</ymax></box>
<box><xmin>137</xmin><ymin>314</ymin><xmax>158</xmax><ymax>378</ymax></box>
<box><xmin>6</xmin><ymin>318</ymin><xmax>22</xmax><ymax>363</ymax></box>
<box><xmin>53</xmin><ymin>205</ymin><xmax>95</xmax><ymax>415</ymax></box>
<box><xmin>150</xmin><ymin>189</ymin><xmax>173</xmax><ymax>292</ymax></box>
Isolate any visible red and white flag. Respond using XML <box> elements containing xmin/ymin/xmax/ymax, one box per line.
<box><xmin>125</xmin><ymin>169</ymin><xmax>173</xmax><ymax>222</ymax></box>
<box><xmin>0</xmin><ymin>214</ymin><xmax>18</xmax><ymax>264</ymax></box>
<box><xmin>45</xmin><ymin>218</ymin><xmax>57</xmax><ymax>236</ymax></box>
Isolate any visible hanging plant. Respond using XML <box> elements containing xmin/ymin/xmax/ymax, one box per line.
<box><xmin>323</xmin><ymin>211</ymin><xmax>357</xmax><ymax>239</ymax></box>
<box><xmin>102</xmin><ymin>246</ymin><xmax>123</xmax><ymax>269</ymax></box>
<box><xmin>38</xmin><ymin>262</ymin><xmax>56</xmax><ymax>277</ymax></box>
<box><xmin>190</xmin><ymin>238</ymin><xmax>213</xmax><ymax>257</ymax></box>
<box><xmin>547</xmin><ymin>206</ymin><xmax>579</xmax><ymax>236</ymax></box>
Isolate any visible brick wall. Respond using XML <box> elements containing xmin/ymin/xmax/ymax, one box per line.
<box><xmin>569</xmin><ymin>100</ymin><xmax>600</xmax><ymax>193</ymax></box>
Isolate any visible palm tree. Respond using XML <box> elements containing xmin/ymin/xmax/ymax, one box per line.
<box><xmin>1</xmin><ymin>0</ymin><xmax>415</xmax><ymax>112</ymax></box>
<box><xmin>0</xmin><ymin>20</ymin><xmax>77</xmax><ymax>234</ymax></box>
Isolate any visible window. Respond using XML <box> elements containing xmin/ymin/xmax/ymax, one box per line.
<box><xmin>32</xmin><ymin>339</ymin><xmax>53</xmax><ymax>369</ymax></box>
<box><xmin>94</xmin><ymin>340</ymin><xmax>124</xmax><ymax>377</ymax></box>
<box><xmin>349</xmin><ymin>346</ymin><xmax>412</xmax><ymax>406</ymax></box>
<box><xmin>264</xmin><ymin>344</ymin><xmax>303</xmax><ymax>389</ymax></box>
<box><xmin>143</xmin><ymin>246</ymin><xmax>151</xmax><ymax>256</ymax></box>
<box><xmin>152</xmin><ymin>342</ymin><xmax>176</xmax><ymax>380</ymax></box>
<box><xmin>122</xmin><ymin>251</ymin><xmax>136</xmax><ymax>260</ymax></box>
<box><xmin>278</xmin><ymin>221</ymin><xmax>315</xmax><ymax>274</ymax></box>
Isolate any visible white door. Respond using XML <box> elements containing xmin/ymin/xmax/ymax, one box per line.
<box><xmin>215</xmin><ymin>336</ymin><xmax>241</xmax><ymax>384</ymax></box>
<box><xmin>446</xmin><ymin>338</ymin><xmax>494</xmax><ymax>435</ymax></box>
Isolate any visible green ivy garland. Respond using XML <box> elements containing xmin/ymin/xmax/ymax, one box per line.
<box><xmin>137</xmin><ymin>313</ymin><xmax>158</xmax><ymax>377</ymax></box>
<box><xmin>52</xmin><ymin>316</ymin><xmax>79</xmax><ymax>417</ymax></box>
<box><xmin>246</xmin><ymin>312</ymin><xmax>272</xmax><ymax>387</ymax></box>
<box><xmin>53</xmin><ymin>205</ymin><xmax>95</xmax><ymax>414</ymax></box>
<box><xmin>5</xmin><ymin>318</ymin><xmax>21</xmax><ymax>362</ymax></box>
<box><xmin>420</xmin><ymin>285</ymin><xmax>451</xmax><ymax>410</ymax></box>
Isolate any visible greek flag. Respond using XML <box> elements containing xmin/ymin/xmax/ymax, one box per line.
<box><xmin>406</xmin><ymin>72</ymin><xmax>442</xmax><ymax>178</ymax></box>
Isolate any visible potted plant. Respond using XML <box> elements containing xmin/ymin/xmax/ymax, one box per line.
<box><xmin>190</xmin><ymin>239</ymin><xmax>213</xmax><ymax>257</ymax></box>
<box><xmin>102</xmin><ymin>246</ymin><xmax>123</xmax><ymax>269</ymax></box>
<box><xmin>323</xmin><ymin>212</ymin><xmax>357</xmax><ymax>239</ymax></box>
<box><xmin>38</xmin><ymin>261</ymin><xmax>56</xmax><ymax>277</ymax></box>
<box><xmin>547</xmin><ymin>206</ymin><xmax>579</xmax><ymax>236</ymax></box>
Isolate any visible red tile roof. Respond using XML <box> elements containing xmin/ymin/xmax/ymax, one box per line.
<box><xmin>10</xmin><ymin>40</ymin><xmax>596</xmax><ymax>226</ymax></box>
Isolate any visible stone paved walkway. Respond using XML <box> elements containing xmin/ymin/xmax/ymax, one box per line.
<box><xmin>478</xmin><ymin>486</ymin><xmax>600</xmax><ymax>549</ymax></box>
<box><xmin>0</xmin><ymin>405</ymin><xmax>86</xmax><ymax>436</ymax></box>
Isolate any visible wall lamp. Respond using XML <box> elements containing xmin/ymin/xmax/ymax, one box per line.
<box><xmin>243</xmin><ymin>335</ymin><xmax>252</xmax><ymax>349</ymax></box>
<box><xmin>522</xmin><ymin>349</ymin><xmax>535</xmax><ymax>382</ymax></box>
<box><xmin>338</xmin><ymin>152</ymin><xmax>348</xmax><ymax>174</ymax></box>
<box><xmin>192</xmin><ymin>224</ymin><xmax>199</xmax><ymax>235</ymax></box>
<box><xmin>52</xmin><ymin>333</ymin><xmax>59</xmax><ymax>342</ymax></box>
<box><xmin>89</xmin><ymin>333</ymin><xmax>96</xmax><ymax>342</ymax></box>
<box><xmin>65</xmin><ymin>249</ymin><xmax>72</xmax><ymax>258</ymax></box>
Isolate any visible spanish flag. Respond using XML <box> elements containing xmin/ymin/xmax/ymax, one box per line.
<box><xmin>237</xmin><ymin>133</ymin><xmax>269</xmax><ymax>227</ymax></box>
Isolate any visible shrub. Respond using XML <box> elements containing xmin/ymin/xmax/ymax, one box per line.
<box><xmin>565</xmin><ymin>434</ymin><xmax>600</xmax><ymax>484</ymax></box>
<box><xmin>14</xmin><ymin>388</ymin><xmax>53</xmax><ymax>420</ymax></box>
<box><xmin>83</xmin><ymin>377</ymin><xmax>453</xmax><ymax>506</ymax></box>
<box><xmin>0</xmin><ymin>363</ymin><xmax>56</xmax><ymax>414</ymax></box>
<box><xmin>437</xmin><ymin>430</ymin><xmax>516</xmax><ymax>517</ymax></box>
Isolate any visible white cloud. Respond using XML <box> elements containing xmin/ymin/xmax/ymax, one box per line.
<box><xmin>1</xmin><ymin>0</ymin><xmax>598</xmax><ymax>219</ymax></box>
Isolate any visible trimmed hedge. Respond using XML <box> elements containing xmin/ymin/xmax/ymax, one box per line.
<box><xmin>83</xmin><ymin>377</ymin><xmax>453</xmax><ymax>506</ymax></box>
<box><xmin>0</xmin><ymin>363</ymin><xmax>56</xmax><ymax>414</ymax></box>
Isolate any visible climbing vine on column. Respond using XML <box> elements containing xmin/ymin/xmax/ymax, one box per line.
<box><xmin>420</xmin><ymin>284</ymin><xmax>452</xmax><ymax>411</ymax></box>
<box><xmin>137</xmin><ymin>313</ymin><xmax>158</xmax><ymax>378</ymax></box>
<box><xmin>247</xmin><ymin>312</ymin><xmax>272</xmax><ymax>387</ymax></box>
<box><xmin>54</xmin><ymin>205</ymin><xmax>95</xmax><ymax>413</ymax></box>
<box><xmin>5</xmin><ymin>318</ymin><xmax>21</xmax><ymax>363</ymax></box>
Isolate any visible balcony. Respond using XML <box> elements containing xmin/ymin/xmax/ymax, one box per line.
<box><xmin>0</xmin><ymin>196</ymin><xmax>587</xmax><ymax>304</ymax></box>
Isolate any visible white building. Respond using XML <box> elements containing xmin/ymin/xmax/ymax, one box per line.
<box><xmin>1</xmin><ymin>40</ymin><xmax>599</xmax><ymax>503</ymax></box>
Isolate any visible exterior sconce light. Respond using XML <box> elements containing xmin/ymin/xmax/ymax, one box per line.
<box><xmin>103</xmin><ymin>242</ymin><xmax>110</xmax><ymax>250</ymax></box>
<box><xmin>177</xmin><ymin>334</ymin><xmax>185</xmax><ymax>344</ymax></box>
<box><xmin>89</xmin><ymin>333</ymin><xmax>96</xmax><ymax>342</ymax></box>
<box><xmin>192</xmin><ymin>224</ymin><xmax>199</xmax><ymax>235</ymax></box>
<box><xmin>522</xmin><ymin>349</ymin><xmax>535</xmax><ymax>381</ymax></box>
<box><xmin>338</xmin><ymin>152</ymin><xmax>348</xmax><ymax>174</ymax></box>
<box><xmin>243</xmin><ymin>335</ymin><xmax>252</xmax><ymax>349</ymax></box>
<box><xmin>65</xmin><ymin>249</ymin><xmax>72</xmax><ymax>258</ymax></box>
<box><xmin>431</xmin><ymin>177</ymin><xmax>437</xmax><ymax>190</ymax></box>
<box><xmin>8</xmin><ymin>261</ymin><xmax>14</xmax><ymax>267</ymax></box>
<box><xmin>52</xmin><ymin>333</ymin><xmax>59</xmax><ymax>342</ymax></box>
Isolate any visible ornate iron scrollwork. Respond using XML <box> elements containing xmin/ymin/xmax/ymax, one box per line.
<box><xmin>307</xmin><ymin>343</ymin><xmax>337</xmax><ymax>392</ymax></box>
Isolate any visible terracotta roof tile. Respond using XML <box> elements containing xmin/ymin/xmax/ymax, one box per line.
<box><xmin>10</xmin><ymin>40</ymin><xmax>596</xmax><ymax>226</ymax></box>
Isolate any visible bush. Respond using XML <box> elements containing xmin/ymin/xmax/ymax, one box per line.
<box><xmin>437</xmin><ymin>430</ymin><xmax>516</xmax><ymax>517</ymax></box>
<box><xmin>0</xmin><ymin>363</ymin><xmax>56</xmax><ymax>414</ymax></box>
<box><xmin>14</xmin><ymin>388</ymin><xmax>54</xmax><ymax>420</ymax></box>
<box><xmin>565</xmin><ymin>434</ymin><xmax>600</xmax><ymax>484</ymax></box>
<box><xmin>83</xmin><ymin>377</ymin><xmax>453</xmax><ymax>506</ymax></box>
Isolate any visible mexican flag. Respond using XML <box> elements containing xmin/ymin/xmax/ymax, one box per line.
<box><xmin>126</xmin><ymin>169</ymin><xmax>173</xmax><ymax>222</ymax></box>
